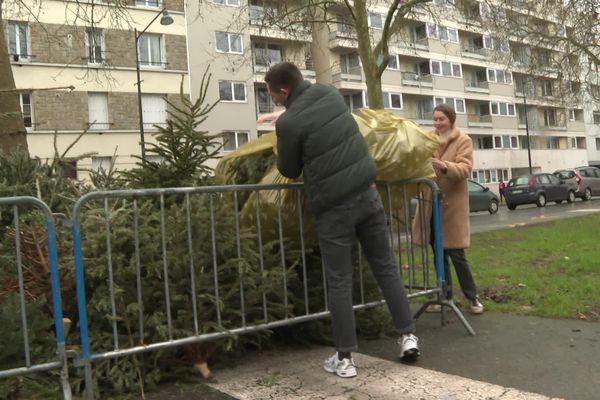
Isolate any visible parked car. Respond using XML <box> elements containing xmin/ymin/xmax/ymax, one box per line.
<box><xmin>409</xmin><ymin>179</ymin><xmax>500</xmax><ymax>217</ymax></box>
<box><xmin>468</xmin><ymin>179</ymin><xmax>499</xmax><ymax>214</ymax></box>
<box><xmin>553</xmin><ymin>167</ymin><xmax>600</xmax><ymax>201</ymax></box>
<box><xmin>505</xmin><ymin>173</ymin><xmax>575</xmax><ymax>210</ymax></box>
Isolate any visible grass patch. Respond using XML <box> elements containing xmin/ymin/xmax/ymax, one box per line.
<box><xmin>466</xmin><ymin>214</ymin><xmax>600</xmax><ymax>320</ymax></box>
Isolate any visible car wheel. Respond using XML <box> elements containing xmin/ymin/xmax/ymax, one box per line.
<box><xmin>567</xmin><ymin>190</ymin><xmax>575</xmax><ymax>203</ymax></box>
<box><xmin>583</xmin><ymin>187</ymin><xmax>592</xmax><ymax>201</ymax></box>
<box><xmin>536</xmin><ymin>193</ymin><xmax>546</xmax><ymax>207</ymax></box>
<box><xmin>507</xmin><ymin>203</ymin><xmax>516</xmax><ymax>210</ymax></box>
<box><xmin>488</xmin><ymin>199</ymin><xmax>499</xmax><ymax>214</ymax></box>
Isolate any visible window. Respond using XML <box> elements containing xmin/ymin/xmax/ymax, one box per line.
<box><xmin>7</xmin><ymin>21</ymin><xmax>29</xmax><ymax>62</ymax></box>
<box><xmin>215</xmin><ymin>32</ymin><xmax>243</xmax><ymax>54</ymax></box>
<box><xmin>61</xmin><ymin>160</ymin><xmax>78</xmax><ymax>180</ymax></box>
<box><xmin>541</xmin><ymin>80</ymin><xmax>553</xmax><ymax>96</ymax></box>
<box><xmin>426</xmin><ymin>24</ymin><xmax>459</xmax><ymax>43</ymax></box>
<box><xmin>255</xmin><ymin>87</ymin><xmax>275</xmax><ymax>113</ymax></box>
<box><xmin>487</xmin><ymin>69</ymin><xmax>512</xmax><ymax>84</ymax></box>
<box><xmin>383</xmin><ymin>92</ymin><xmax>402</xmax><ymax>109</ymax></box>
<box><xmin>92</xmin><ymin>156</ymin><xmax>113</xmax><ymax>172</ymax></box>
<box><xmin>340</xmin><ymin>52</ymin><xmax>360</xmax><ymax>74</ymax></box>
<box><xmin>593</xmin><ymin>112</ymin><xmax>600</xmax><ymax>124</ymax></box>
<box><xmin>85</xmin><ymin>29</ymin><xmax>104</xmax><ymax>64</ymax></box>
<box><xmin>482</xmin><ymin>35</ymin><xmax>510</xmax><ymax>52</ymax></box>
<box><xmin>430</xmin><ymin>60</ymin><xmax>462</xmax><ymax>77</ymax></box>
<box><xmin>136</xmin><ymin>0</ymin><xmax>161</xmax><ymax>7</ymax></box>
<box><xmin>138</xmin><ymin>34</ymin><xmax>164</xmax><ymax>67</ymax></box>
<box><xmin>387</xmin><ymin>54</ymin><xmax>400</xmax><ymax>70</ymax></box>
<box><xmin>88</xmin><ymin>93</ymin><xmax>110</xmax><ymax>130</ymax></box>
<box><xmin>213</xmin><ymin>0</ymin><xmax>240</xmax><ymax>5</ymax></box>
<box><xmin>19</xmin><ymin>93</ymin><xmax>32</xmax><ymax>128</ymax></box>
<box><xmin>219</xmin><ymin>80</ymin><xmax>246</xmax><ymax>102</ymax></box>
<box><xmin>490</xmin><ymin>102</ymin><xmax>516</xmax><ymax>116</ymax></box>
<box><xmin>141</xmin><ymin>94</ymin><xmax>167</xmax><ymax>129</ymax></box>
<box><xmin>493</xmin><ymin>135</ymin><xmax>519</xmax><ymax>149</ymax></box>
<box><xmin>368</xmin><ymin>13</ymin><xmax>384</xmax><ymax>29</ymax></box>
<box><xmin>343</xmin><ymin>92</ymin><xmax>366</xmax><ymax>111</ymax></box>
<box><xmin>253</xmin><ymin>43</ymin><xmax>282</xmax><ymax>67</ymax></box>
<box><xmin>477</xmin><ymin>136</ymin><xmax>493</xmax><ymax>149</ymax></box>
<box><xmin>569</xmin><ymin>110</ymin><xmax>576</xmax><ymax>121</ymax></box>
<box><xmin>434</xmin><ymin>97</ymin><xmax>465</xmax><ymax>113</ymax></box>
<box><xmin>433</xmin><ymin>0</ymin><xmax>455</xmax><ymax>6</ymax></box>
<box><xmin>471</xmin><ymin>168</ymin><xmax>509</xmax><ymax>183</ymax></box>
<box><xmin>223</xmin><ymin>131</ymin><xmax>249</xmax><ymax>151</ymax></box>
<box><xmin>544</xmin><ymin>109</ymin><xmax>557</xmax><ymax>126</ymax></box>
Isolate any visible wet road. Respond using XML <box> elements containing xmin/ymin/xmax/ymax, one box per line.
<box><xmin>470</xmin><ymin>197</ymin><xmax>600</xmax><ymax>233</ymax></box>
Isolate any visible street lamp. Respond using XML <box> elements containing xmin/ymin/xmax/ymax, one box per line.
<box><xmin>135</xmin><ymin>8</ymin><xmax>173</xmax><ymax>162</ymax></box>
<box><xmin>521</xmin><ymin>78</ymin><xmax>533</xmax><ymax>174</ymax></box>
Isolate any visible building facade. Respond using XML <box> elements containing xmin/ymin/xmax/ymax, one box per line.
<box><xmin>187</xmin><ymin>0</ymin><xmax>600</xmax><ymax>190</ymax></box>
<box><xmin>4</xmin><ymin>0</ymin><xmax>189</xmax><ymax>179</ymax></box>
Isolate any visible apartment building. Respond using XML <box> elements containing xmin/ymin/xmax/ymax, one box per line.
<box><xmin>188</xmin><ymin>0</ymin><xmax>600</xmax><ymax>189</ymax></box>
<box><xmin>4</xmin><ymin>0</ymin><xmax>188</xmax><ymax>179</ymax></box>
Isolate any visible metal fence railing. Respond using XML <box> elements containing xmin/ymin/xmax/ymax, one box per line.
<box><xmin>1</xmin><ymin>178</ymin><xmax>475</xmax><ymax>399</ymax></box>
<box><xmin>0</xmin><ymin>196</ymin><xmax>72</xmax><ymax>399</ymax></box>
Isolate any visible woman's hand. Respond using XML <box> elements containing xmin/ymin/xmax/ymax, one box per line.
<box><xmin>431</xmin><ymin>157</ymin><xmax>447</xmax><ymax>173</ymax></box>
<box><xmin>257</xmin><ymin>110</ymin><xmax>285</xmax><ymax>124</ymax></box>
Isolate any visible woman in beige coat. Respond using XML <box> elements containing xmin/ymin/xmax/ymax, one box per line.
<box><xmin>412</xmin><ymin>104</ymin><xmax>483</xmax><ymax>314</ymax></box>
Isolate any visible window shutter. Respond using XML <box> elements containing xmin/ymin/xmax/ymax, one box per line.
<box><xmin>141</xmin><ymin>95</ymin><xmax>166</xmax><ymax>129</ymax></box>
<box><xmin>88</xmin><ymin>93</ymin><xmax>110</xmax><ymax>130</ymax></box>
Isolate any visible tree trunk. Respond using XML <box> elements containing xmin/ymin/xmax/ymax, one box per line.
<box><xmin>352</xmin><ymin>2</ymin><xmax>384</xmax><ymax>110</ymax></box>
<box><xmin>0</xmin><ymin>15</ymin><xmax>29</xmax><ymax>153</ymax></box>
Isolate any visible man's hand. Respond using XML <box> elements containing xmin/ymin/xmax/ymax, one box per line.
<box><xmin>257</xmin><ymin>110</ymin><xmax>285</xmax><ymax>125</ymax></box>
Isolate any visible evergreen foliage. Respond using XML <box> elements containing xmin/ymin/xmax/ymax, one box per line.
<box><xmin>122</xmin><ymin>71</ymin><xmax>223</xmax><ymax>188</ymax></box>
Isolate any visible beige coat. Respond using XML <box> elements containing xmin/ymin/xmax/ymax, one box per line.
<box><xmin>412</xmin><ymin>127</ymin><xmax>473</xmax><ymax>249</ymax></box>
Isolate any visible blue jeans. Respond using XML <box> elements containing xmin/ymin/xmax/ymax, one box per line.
<box><xmin>315</xmin><ymin>186</ymin><xmax>414</xmax><ymax>353</ymax></box>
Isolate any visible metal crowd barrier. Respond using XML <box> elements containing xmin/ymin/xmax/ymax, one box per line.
<box><xmin>0</xmin><ymin>197</ymin><xmax>72</xmax><ymax>399</ymax></box>
<box><xmin>70</xmin><ymin>178</ymin><xmax>473</xmax><ymax>399</ymax></box>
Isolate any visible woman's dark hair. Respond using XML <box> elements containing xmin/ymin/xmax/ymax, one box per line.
<box><xmin>433</xmin><ymin>103</ymin><xmax>457</xmax><ymax>127</ymax></box>
<box><xmin>264</xmin><ymin>62</ymin><xmax>304</xmax><ymax>91</ymax></box>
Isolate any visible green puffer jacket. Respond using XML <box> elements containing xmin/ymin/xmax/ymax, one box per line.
<box><xmin>275</xmin><ymin>80</ymin><xmax>376</xmax><ymax>215</ymax></box>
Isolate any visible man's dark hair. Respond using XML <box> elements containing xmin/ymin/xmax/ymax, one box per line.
<box><xmin>433</xmin><ymin>103</ymin><xmax>457</xmax><ymax>127</ymax></box>
<box><xmin>264</xmin><ymin>62</ymin><xmax>303</xmax><ymax>91</ymax></box>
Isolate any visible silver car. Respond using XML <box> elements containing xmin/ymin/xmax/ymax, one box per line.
<box><xmin>553</xmin><ymin>167</ymin><xmax>600</xmax><ymax>201</ymax></box>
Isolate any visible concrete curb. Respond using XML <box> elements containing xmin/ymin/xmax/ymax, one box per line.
<box><xmin>207</xmin><ymin>346</ymin><xmax>563</xmax><ymax>400</ymax></box>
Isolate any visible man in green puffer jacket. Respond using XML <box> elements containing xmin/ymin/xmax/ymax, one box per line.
<box><xmin>263</xmin><ymin>62</ymin><xmax>420</xmax><ymax>378</ymax></box>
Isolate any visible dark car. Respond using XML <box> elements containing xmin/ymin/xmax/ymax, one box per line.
<box><xmin>468</xmin><ymin>179</ymin><xmax>499</xmax><ymax>214</ymax></box>
<box><xmin>505</xmin><ymin>173</ymin><xmax>575</xmax><ymax>210</ymax></box>
<box><xmin>553</xmin><ymin>167</ymin><xmax>600</xmax><ymax>201</ymax></box>
<box><xmin>409</xmin><ymin>179</ymin><xmax>500</xmax><ymax>216</ymax></box>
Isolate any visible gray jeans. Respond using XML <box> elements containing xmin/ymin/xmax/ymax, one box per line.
<box><xmin>315</xmin><ymin>186</ymin><xmax>415</xmax><ymax>353</ymax></box>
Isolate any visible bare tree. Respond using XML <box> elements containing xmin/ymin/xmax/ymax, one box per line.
<box><xmin>208</xmin><ymin>0</ymin><xmax>434</xmax><ymax>110</ymax></box>
<box><xmin>0</xmin><ymin>0</ymin><xmax>136</xmax><ymax>153</ymax></box>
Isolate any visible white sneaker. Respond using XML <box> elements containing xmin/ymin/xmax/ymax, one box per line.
<box><xmin>469</xmin><ymin>298</ymin><xmax>484</xmax><ymax>314</ymax></box>
<box><xmin>425</xmin><ymin>304</ymin><xmax>442</xmax><ymax>313</ymax></box>
<box><xmin>323</xmin><ymin>353</ymin><xmax>357</xmax><ymax>378</ymax></box>
<box><xmin>399</xmin><ymin>333</ymin><xmax>420</xmax><ymax>360</ymax></box>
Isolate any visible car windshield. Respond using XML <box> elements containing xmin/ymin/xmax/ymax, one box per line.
<box><xmin>509</xmin><ymin>177</ymin><xmax>529</xmax><ymax>186</ymax></box>
<box><xmin>554</xmin><ymin>171</ymin><xmax>574</xmax><ymax>179</ymax></box>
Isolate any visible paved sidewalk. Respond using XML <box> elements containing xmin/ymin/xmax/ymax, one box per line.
<box><xmin>205</xmin><ymin>346</ymin><xmax>561</xmax><ymax>399</ymax></box>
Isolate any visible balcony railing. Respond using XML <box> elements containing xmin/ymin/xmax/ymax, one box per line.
<box><xmin>467</xmin><ymin>114</ymin><xmax>493</xmax><ymax>128</ymax></box>
<box><xmin>465</xmin><ymin>80</ymin><xmax>489</xmax><ymax>92</ymax></box>
<box><xmin>401</xmin><ymin>72</ymin><xmax>432</xmax><ymax>87</ymax></box>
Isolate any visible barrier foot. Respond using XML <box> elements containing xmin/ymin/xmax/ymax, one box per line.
<box><xmin>413</xmin><ymin>299</ymin><xmax>476</xmax><ymax>336</ymax></box>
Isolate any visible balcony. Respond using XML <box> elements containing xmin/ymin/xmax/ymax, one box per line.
<box><xmin>403</xmin><ymin>37</ymin><xmax>429</xmax><ymax>52</ymax></box>
<box><xmin>328</xmin><ymin>29</ymin><xmax>358</xmax><ymax>49</ymax></box>
<box><xmin>468</xmin><ymin>114</ymin><xmax>493</xmax><ymax>128</ymax></box>
<box><xmin>465</xmin><ymin>80</ymin><xmax>490</xmax><ymax>94</ymax></box>
<box><xmin>401</xmin><ymin>72</ymin><xmax>433</xmax><ymax>88</ymax></box>
<box><xmin>461</xmin><ymin>46</ymin><xmax>488</xmax><ymax>60</ymax></box>
<box><xmin>252</xmin><ymin>60</ymin><xmax>315</xmax><ymax>82</ymax></box>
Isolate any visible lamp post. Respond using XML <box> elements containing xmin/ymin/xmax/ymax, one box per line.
<box><xmin>135</xmin><ymin>8</ymin><xmax>173</xmax><ymax>162</ymax></box>
<box><xmin>522</xmin><ymin>79</ymin><xmax>533</xmax><ymax>174</ymax></box>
